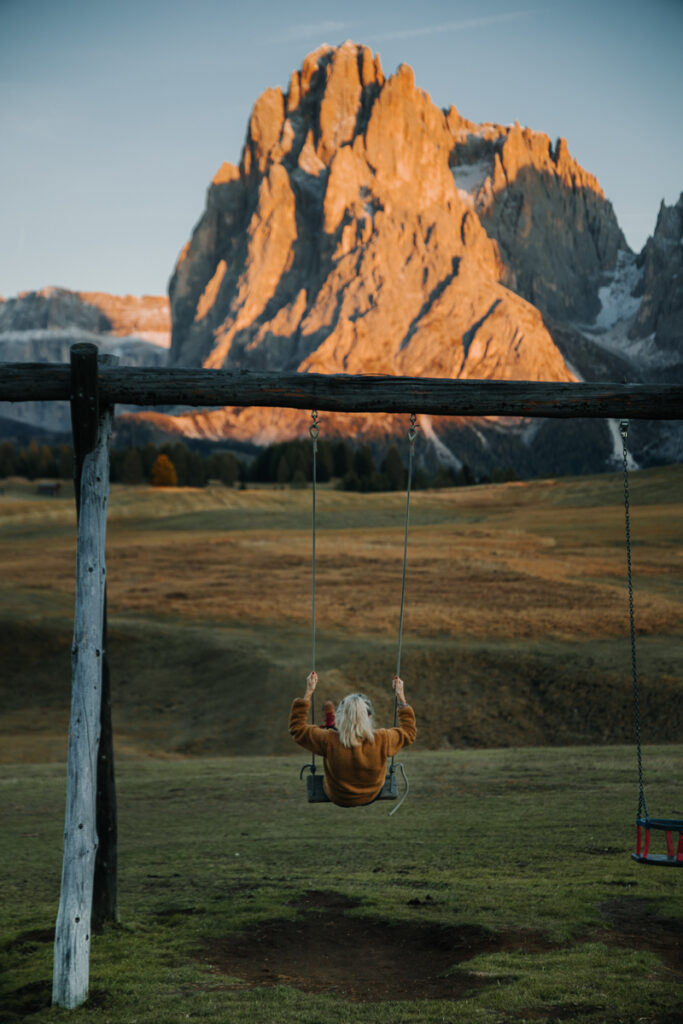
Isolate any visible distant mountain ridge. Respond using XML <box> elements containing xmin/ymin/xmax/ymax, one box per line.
<box><xmin>0</xmin><ymin>287</ymin><xmax>170</xmax><ymax>346</ymax></box>
<box><xmin>0</xmin><ymin>288</ymin><xmax>169</xmax><ymax>437</ymax></box>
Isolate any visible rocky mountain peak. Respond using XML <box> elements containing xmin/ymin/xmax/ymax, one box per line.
<box><xmin>159</xmin><ymin>42</ymin><xmax>678</xmax><ymax>466</ymax></box>
<box><xmin>169</xmin><ymin>42</ymin><xmax>570</xmax><ymax>394</ymax></box>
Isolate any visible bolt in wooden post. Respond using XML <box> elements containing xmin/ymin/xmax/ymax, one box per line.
<box><xmin>52</xmin><ymin>344</ymin><xmax>112</xmax><ymax>1008</ymax></box>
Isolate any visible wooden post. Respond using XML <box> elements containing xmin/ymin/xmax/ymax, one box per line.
<box><xmin>68</xmin><ymin>347</ymin><xmax>119</xmax><ymax>930</ymax></box>
<box><xmin>52</xmin><ymin>344</ymin><xmax>112</xmax><ymax>1008</ymax></box>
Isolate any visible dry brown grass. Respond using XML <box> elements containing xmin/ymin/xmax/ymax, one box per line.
<box><xmin>1</xmin><ymin>467</ymin><xmax>681</xmax><ymax>761</ymax></box>
<box><xmin>2</xmin><ymin>473</ymin><xmax>680</xmax><ymax>641</ymax></box>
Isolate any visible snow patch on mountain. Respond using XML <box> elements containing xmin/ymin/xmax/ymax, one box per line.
<box><xmin>418</xmin><ymin>415</ymin><xmax>462</xmax><ymax>469</ymax></box>
<box><xmin>451</xmin><ymin>160</ymin><xmax>491</xmax><ymax>206</ymax></box>
<box><xmin>595</xmin><ymin>250</ymin><xmax>642</xmax><ymax>328</ymax></box>
<box><xmin>571</xmin><ymin>250</ymin><xmax>675</xmax><ymax>372</ymax></box>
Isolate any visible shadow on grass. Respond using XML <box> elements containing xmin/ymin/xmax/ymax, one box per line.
<box><xmin>196</xmin><ymin>888</ymin><xmax>557</xmax><ymax>1003</ymax></box>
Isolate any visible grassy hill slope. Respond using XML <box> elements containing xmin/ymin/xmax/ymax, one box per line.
<box><xmin>0</xmin><ymin>466</ymin><xmax>681</xmax><ymax>762</ymax></box>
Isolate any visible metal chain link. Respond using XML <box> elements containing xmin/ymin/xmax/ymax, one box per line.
<box><xmin>620</xmin><ymin>420</ymin><xmax>648</xmax><ymax>820</ymax></box>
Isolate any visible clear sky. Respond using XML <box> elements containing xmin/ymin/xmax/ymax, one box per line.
<box><xmin>1</xmin><ymin>0</ymin><xmax>681</xmax><ymax>299</ymax></box>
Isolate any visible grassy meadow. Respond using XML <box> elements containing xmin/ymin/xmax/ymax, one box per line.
<box><xmin>0</xmin><ymin>466</ymin><xmax>681</xmax><ymax>759</ymax></box>
<box><xmin>1</xmin><ymin>466</ymin><xmax>682</xmax><ymax>1022</ymax></box>
<box><xmin>2</xmin><ymin>749</ymin><xmax>682</xmax><ymax>1022</ymax></box>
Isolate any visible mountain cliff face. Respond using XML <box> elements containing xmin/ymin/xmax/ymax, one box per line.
<box><xmin>169</xmin><ymin>43</ymin><xmax>574</xmax><ymax>391</ymax></box>
<box><xmin>448</xmin><ymin>113</ymin><xmax>626</xmax><ymax>322</ymax></box>
<box><xmin>159</xmin><ymin>41</ymin><xmax>677</xmax><ymax>473</ymax></box>
<box><xmin>630</xmin><ymin>193</ymin><xmax>683</xmax><ymax>356</ymax></box>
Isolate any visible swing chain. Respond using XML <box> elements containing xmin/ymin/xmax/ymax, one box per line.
<box><xmin>310</xmin><ymin>409</ymin><xmax>319</xmax><ymax>768</ymax></box>
<box><xmin>393</xmin><ymin>412</ymin><xmax>418</xmax><ymax>742</ymax></box>
<box><xmin>620</xmin><ymin>419</ymin><xmax>648</xmax><ymax>820</ymax></box>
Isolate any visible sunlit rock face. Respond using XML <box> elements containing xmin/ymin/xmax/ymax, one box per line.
<box><xmin>168</xmin><ymin>42</ymin><xmax>575</xmax><ymax>389</ymax></box>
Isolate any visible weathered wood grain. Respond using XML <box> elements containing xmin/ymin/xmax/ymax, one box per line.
<box><xmin>52</xmin><ymin>407</ymin><xmax>112</xmax><ymax>1009</ymax></box>
<box><xmin>0</xmin><ymin>363</ymin><xmax>71</xmax><ymax>400</ymax></box>
<box><xmin>0</xmin><ymin>364</ymin><xmax>682</xmax><ymax>418</ymax></box>
<box><xmin>68</xmin><ymin>347</ymin><xmax>120</xmax><ymax>933</ymax></box>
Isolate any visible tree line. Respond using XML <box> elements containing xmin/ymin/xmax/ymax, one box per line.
<box><xmin>0</xmin><ymin>437</ymin><xmax>517</xmax><ymax>490</ymax></box>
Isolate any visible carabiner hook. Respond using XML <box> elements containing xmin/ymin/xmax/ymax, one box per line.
<box><xmin>310</xmin><ymin>409</ymin><xmax>320</xmax><ymax>441</ymax></box>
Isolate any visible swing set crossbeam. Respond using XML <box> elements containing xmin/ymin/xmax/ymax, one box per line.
<box><xmin>1</xmin><ymin>364</ymin><xmax>682</xmax><ymax>419</ymax></box>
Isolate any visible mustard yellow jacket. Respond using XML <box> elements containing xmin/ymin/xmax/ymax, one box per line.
<box><xmin>289</xmin><ymin>697</ymin><xmax>417</xmax><ymax>806</ymax></box>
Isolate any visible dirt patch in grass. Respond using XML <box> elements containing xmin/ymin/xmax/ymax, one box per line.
<box><xmin>199</xmin><ymin>889</ymin><xmax>555</xmax><ymax>1002</ymax></box>
<box><xmin>509</xmin><ymin>1007</ymin><xmax>606</xmax><ymax>1022</ymax></box>
<box><xmin>595</xmin><ymin>896</ymin><xmax>683</xmax><ymax>974</ymax></box>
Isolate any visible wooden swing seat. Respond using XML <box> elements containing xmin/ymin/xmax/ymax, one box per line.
<box><xmin>632</xmin><ymin>817</ymin><xmax>683</xmax><ymax>867</ymax></box>
<box><xmin>305</xmin><ymin>769</ymin><xmax>398</xmax><ymax>803</ymax></box>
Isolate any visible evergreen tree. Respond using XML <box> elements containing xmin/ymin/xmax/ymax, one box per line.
<box><xmin>433</xmin><ymin>465</ymin><xmax>458</xmax><ymax>488</ymax></box>
<box><xmin>369</xmin><ymin>470</ymin><xmax>389</xmax><ymax>492</ymax></box>
<box><xmin>215</xmin><ymin>451</ymin><xmax>240</xmax><ymax>486</ymax></box>
<box><xmin>23</xmin><ymin>440</ymin><xmax>41</xmax><ymax>480</ymax></box>
<box><xmin>413</xmin><ymin>467</ymin><xmax>430</xmax><ymax>490</ymax></box>
<box><xmin>186</xmin><ymin>451</ymin><xmax>207</xmax><ymax>487</ymax></box>
<box><xmin>38</xmin><ymin>444</ymin><xmax>57</xmax><ymax>478</ymax></box>
<box><xmin>0</xmin><ymin>441</ymin><xmax>17</xmax><ymax>478</ymax></box>
<box><xmin>141</xmin><ymin>443</ymin><xmax>160</xmax><ymax>478</ymax></box>
<box><xmin>286</xmin><ymin>441</ymin><xmax>307</xmax><ymax>480</ymax></box>
<box><xmin>164</xmin><ymin>442</ymin><xmax>189</xmax><ymax>485</ymax></box>
<box><xmin>332</xmin><ymin>440</ymin><xmax>353</xmax><ymax>478</ymax></box>
<box><xmin>353</xmin><ymin>445</ymin><xmax>375</xmax><ymax>481</ymax></box>
<box><xmin>121</xmin><ymin>448</ymin><xmax>144</xmax><ymax>484</ymax></box>
<box><xmin>457</xmin><ymin>464</ymin><xmax>474</xmax><ymax>487</ymax></box>
<box><xmin>276</xmin><ymin>454</ymin><xmax>291</xmax><ymax>485</ymax></box>
<box><xmin>382</xmin><ymin>445</ymin><xmax>405</xmax><ymax>490</ymax></box>
<box><xmin>57</xmin><ymin>444</ymin><xmax>73</xmax><ymax>480</ymax></box>
<box><xmin>341</xmin><ymin>470</ymin><xmax>361</xmax><ymax>491</ymax></box>
<box><xmin>316</xmin><ymin>440</ymin><xmax>334</xmax><ymax>483</ymax></box>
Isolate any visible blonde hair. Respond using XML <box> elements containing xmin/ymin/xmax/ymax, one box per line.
<box><xmin>336</xmin><ymin>694</ymin><xmax>375</xmax><ymax>748</ymax></box>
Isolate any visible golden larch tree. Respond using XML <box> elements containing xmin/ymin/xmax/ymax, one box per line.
<box><xmin>151</xmin><ymin>453</ymin><xmax>178</xmax><ymax>487</ymax></box>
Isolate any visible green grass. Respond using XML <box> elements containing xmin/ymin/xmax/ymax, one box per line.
<box><xmin>2</xmin><ymin>746</ymin><xmax>682</xmax><ymax>1023</ymax></box>
<box><xmin>1</xmin><ymin>468</ymin><xmax>681</xmax><ymax>1020</ymax></box>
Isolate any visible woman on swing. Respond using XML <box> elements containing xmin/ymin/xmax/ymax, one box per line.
<box><xmin>289</xmin><ymin>673</ymin><xmax>417</xmax><ymax>806</ymax></box>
